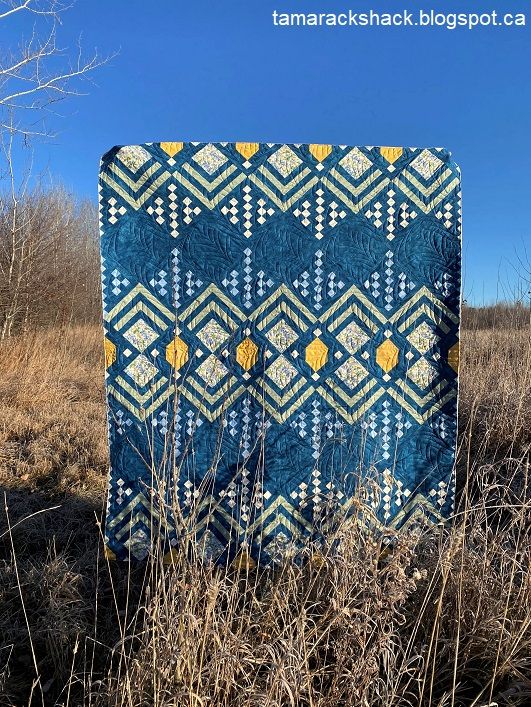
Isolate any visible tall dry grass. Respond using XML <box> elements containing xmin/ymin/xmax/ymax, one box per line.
<box><xmin>0</xmin><ymin>320</ymin><xmax>530</xmax><ymax>706</ymax></box>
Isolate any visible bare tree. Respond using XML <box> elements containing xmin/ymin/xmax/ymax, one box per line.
<box><xmin>0</xmin><ymin>0</ymin><xmax>109</xmax><ymax>340</ymax></box>
<box><xmin>0</xmin><ymin>130</ymin><xmax>100</xmax><ymax>338</ymax></box>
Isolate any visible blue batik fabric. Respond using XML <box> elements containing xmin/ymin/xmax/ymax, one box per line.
<box><xmin>99</xmin><ymin>143</ymin><xmax>461</xmax><ymax>566</ymax></box>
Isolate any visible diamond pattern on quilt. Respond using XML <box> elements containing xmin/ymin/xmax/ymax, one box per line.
<box><xmin>199</xmin><ymin>530</ymin><xmax>225</xmax><ymax>562</ymax></box>
<box><xmin>192</xmin><ymin>143</ymin><xmax>227</xmax><ymax>175</ymax></box>
<box><xmin>146</xmin><ymin>196</ymin><xmax>165</xmax><ymax>225</ymax></box>
<box><xmin>292</xmin><ymin>189</ymin><xmax>347</xmax><ymax>240</ymax></box>
<box><xmin>266</xmin><ymin>320</ymin><xmax>298</xmax><ymax>352</ymax></box>
<box><xmin>339</xmin><ymin>147</ymin><xmax>372</xmax><ymax>179</ymax></box>
<box><xmin>197</xmin><ymin>319</ymin><xmax>231</xmax><ymax>352</ymax></box>
<box><xmin>336</xmin><ymin>322</ymin><xmax>370</xmax><ymax>354</ymax></box>
<box><xmin>409</xmin><ymin>149</ymin><xmax>444</xmax><ymax>180</ymax></box>
<box><xmin>125</xmin><ymin>354</ymin><xmax>158</xmax><ymax>387</ymax></box>
<box><xmin>266</xmin><ymin>355</ymin><xmax>298</xmax><ymax>389</ymax></box>
<box><xmin>407</xmin><ymin>322</ymin><xmax>439</xmax><ymax>354</ymax></box>
<box><xmin>268</xmin><ymin>145</ymin><xmax>302</xmax><ymax>177</ymax></box>
<box><xmin>265</xmin><ymin>532</ymin><xmax>298</xmax><ymax>564</ymax></box>
<box><xmin>111</xmin><ymin>269</ymin><xmax>129</xmax><ymax>296</ymax></box>
<box><xmin>436</xmin><ymin>202</ymin><xmax>454</xmax><ymax>229</ymax></box>
<box><xmin>123</xmin><ymin>319</ymin><xmax>159</xmax><ymax>352</ymax></box>
<box><xmin>108</xmin><ymin>197</ymin><xmax>126</xmax><ymax>224</ymax></box>
<box><xmin>335</xmin><ymin>357</ymin><xmax>368</xmax><ymax>389</ymax></box>
<box><xmin>407</xmin><ymin>357</ymin><xmax>438</xmax><ymax>389</ymax></box>
<box><xmin>116</xmin><ymin>145</ymin><xmax>151</xmax><ymax>172</ymax></box>
<box><xmin>123</xmin><ymin>528</ymin><xmax>150</xmax><ymax>560</ymax></box>
<box><xmin>196</xmin><ymin>354</ymin><xmax>229</xmax><ymax>388</ymax></box>
<box><xmin>100</xmin><ymin>142</ymin><xmax>461</xmax><ymax>564</ymax></box>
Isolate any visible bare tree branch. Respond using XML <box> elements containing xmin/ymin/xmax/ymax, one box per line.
<box><xmin>0</xmin><ymin>0</ymin><xmax>114</xmax><ymax>138</ymax></box>
<box><xmin>0</xmin><ymin>0</ymin><xmax>67</xmax><ymax>22</ymax></box>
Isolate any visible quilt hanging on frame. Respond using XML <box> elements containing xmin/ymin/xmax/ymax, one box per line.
<box><xmin>99</xmin><ymin>142</ymin><xmax>461</xmax><ymax>566</ymax></box>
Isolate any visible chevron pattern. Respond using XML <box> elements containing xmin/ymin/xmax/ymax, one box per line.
<box><xmin>100</xmin><ymin>143</ymin><xmax>461</xmax><ymax>566</ymax></box>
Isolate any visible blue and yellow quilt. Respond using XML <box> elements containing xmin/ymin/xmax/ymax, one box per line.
<box><xmin>99</xmin><ymin>142</ymin><xmax>461</xmax><ymax>565</ymax></box>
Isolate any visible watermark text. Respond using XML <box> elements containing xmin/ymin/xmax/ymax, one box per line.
<box><xmin>271</xmin><ymin>9</ymin><xmax>526</xmax><ymax>30</ymax></box>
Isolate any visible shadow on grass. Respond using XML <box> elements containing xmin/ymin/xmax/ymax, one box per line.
<box><xmin>0</xmin><ymin>485</ymin><xmax>147</xmax><ymax>706</ymax></box>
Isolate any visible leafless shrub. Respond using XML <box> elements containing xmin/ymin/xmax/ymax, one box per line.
<box><xmin>0</xmin><ymin>321</ymin><xmax>529</xmax><ymax>706</ymax></box>
<box><xmin>0</xmin><ymin>183</ymin><xmax>101</xmax><ymax>340</ymax></box>
<box><xmin>462</xmin><ymin>302</ymin><xmax>530</xmax><ymax>330</ymax></box>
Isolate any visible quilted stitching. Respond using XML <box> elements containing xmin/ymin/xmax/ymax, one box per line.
<box><xmin>99</xmin><ymin>143</ymin><xmax>461</xmax><ymax>565</ymax></box>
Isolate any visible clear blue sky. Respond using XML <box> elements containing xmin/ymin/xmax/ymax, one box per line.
<box><xmin>4</xmin><ymin>0</ymin><xmax>531</xmax><ymax>304</ymax></box>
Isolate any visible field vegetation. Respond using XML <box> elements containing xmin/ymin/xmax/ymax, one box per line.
<box><xmin>0</xmin><ymin>190</ymin><xmax>530</xmax><ymax>705</ymax></box>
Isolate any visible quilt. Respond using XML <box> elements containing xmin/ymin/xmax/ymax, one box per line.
<box><xmin>99</xmin><ymin>142</ymin><xmax>461</xmax><ymax>566</ymax></box>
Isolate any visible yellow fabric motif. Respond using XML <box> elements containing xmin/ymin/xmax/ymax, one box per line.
<box><xmin>232</xmin><ymin>550</ymin><xmax>256</xmax><ymax>570</ymax></box>
<box><xmin>166</xmin><ymin>336</ymin><xmax>189</xmax><ymax>370</ymax></box>
<box><xmin>163</xmin><ymin>548</ymin><xmax>180</xmax><ymax>565</ymax></box>
<box><xmin>310</xmin><ymin>551</ymin><xmax>326</xmax><ymax>567</ymax></box>
<box><xmin>376</xmin><ymin>339</ymin><xmax>399</xmax><ymax>373</ymax></box>
<box><xmin>380</xmin><ymin>146</ymin><xmax>403</xmax><ymax>164</ymax></box>
<box><xmin>309</xmin><ymin>144</ymin><xmax>333</xmax><ymax>162</ymax></box>
<box><xmin>236</xmin><ymin>337</ymin><xmax>259</xmax><ymax>370</ymax></box>
<box><xmin>160</xmin><ymin>142</ymin><xmax>184</xmax><ymax>157</ymax></box>
<box><xmin>236</xmin><ymin>142</ymin><xmax>259</xmax><ymax>159</ymax></box>
<box><xmin>104</xmin><ymin>337</ymin><xmax>116</xmax><ymax>368</ymax></box>
<box><xmin>104</xmin><ymin>545</ymin><xmax>116</xmax><ymax>560</ymax></box>
<box><xmin>448</xmin><ymin>342</ymin><xmax>459</xmax><ymax>372</ymax></box>
<box><xmin>305</xmin><ymin>338</ymin><xmax>328</xmax><ymax>372</ymax></box>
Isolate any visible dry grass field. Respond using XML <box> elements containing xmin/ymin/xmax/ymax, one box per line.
<box><xmin>0</xmin><ymin>317</ymin><xmax>530</xmax><ymax>706</ymax></box>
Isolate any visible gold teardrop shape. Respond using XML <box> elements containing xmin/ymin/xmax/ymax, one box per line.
<box><xmin>380</xmin><ymin>146</ymin><xmax>403</xmax><ymax>164</ymax></box>
<box><xmin>236</xmin><ymin>142</ymin><xmax>259</xmax><ymax>160</ymax></box>
<box><xmin>309</xmin><ymin>144</ymin><xmax>332</xmax><ymax>162</ymax></box>
<box><xmin>160</xmin><ymin>141</ymin><xmax>183</xmax><ymax>157</ymax></box>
